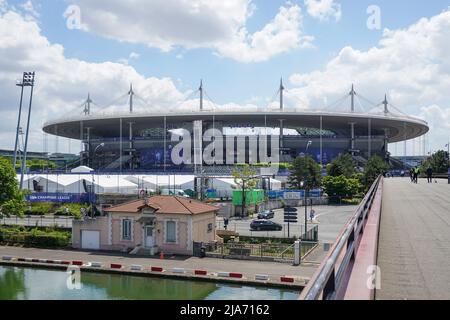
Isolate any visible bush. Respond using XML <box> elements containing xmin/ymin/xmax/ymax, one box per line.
<box><xmin>322</xmin><ymin>175</ymin><xmax>362</xmax><ymax>203</ymax></box>
<box><xmin>24</xmin><ymin>202</ymin><xmax>55</xmax><ymax>216</ymax></box>
<box><xmin>0</xmin><ymin>226</ymin><xmax>70</xmax><ymax>248</ymax></box>
<box><xmin>54</xmin><ymin>203</ymin><xmax>86</xmax><ymax>219</ymax></box>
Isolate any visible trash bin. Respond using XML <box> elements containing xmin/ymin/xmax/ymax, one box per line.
<box><xmin>200</xmin><ymin>246</ymin><xmax>206</xmax><ymax>258</ymax></box>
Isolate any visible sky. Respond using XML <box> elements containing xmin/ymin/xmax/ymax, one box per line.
<box><xmin>0</xmin><ymin>0</ymin><xmax>450</xmax><ymax>156</ymax></box>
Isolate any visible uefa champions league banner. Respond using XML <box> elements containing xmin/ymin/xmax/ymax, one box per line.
<box><xmin>25</xmin><ymin>193</ymin><xmax>95</xmax><ymax>203</ymax></box>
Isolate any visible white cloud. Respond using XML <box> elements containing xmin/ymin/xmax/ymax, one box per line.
<box><xmin>20</xmin><ymin>0</ymin><xmax>39</xmax><ymax>18</ymax></box>
<box><xmin>216</xmin><ymin>4</ymin><xmax>314</xmax><ymax>63</ymax></box>
<box><xmin>0</xmin><ymin>9</ymin><xmax>189</xmax><ymax>153</ymax></box>
<box><xmin>117</xmin><ymin>51</ymin><xmax>141</xmax><ymax>65</ymax></box>
<box><xmin>67</xmin><ymin>0</ymin><xmax>311</xmax><ymax>63</ymax></box>
<box><xmin>304</xmin><ymin>0</ymin><xmax>341</xmax><ymax>22</ymax></box>
<box><xmin>129</xmin><ymin>52</ymin><xmax>140</xmax><ymax>60</ymax></box>
<box><xmin>287</xmin><ymin>9</ymin><xmax>450</xmax><ymax>154</ymax></box>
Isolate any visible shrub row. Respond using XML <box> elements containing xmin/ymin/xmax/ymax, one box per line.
<box><xmin>0</xmin><ymin>226</ymin><xmax>71</xmax><ymax>248</ymax></box>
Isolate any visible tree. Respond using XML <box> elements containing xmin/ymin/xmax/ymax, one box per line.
<box><xmin>322</xmin><ymin>175</ymin><xmax>362</xmax><ymax>203</ymax></box>
<box><xmin>421</xmin><ymin>150</ymin><xmax>449</xmax><ymax>173</ymax></box>
<box><xmin>363</xmin><ymin>155</ymin><xmax>390</xmax><ymax>187</ymax></box>
<box><xmin>327</xmin><ymin>154</ymin><xmax>357</xmax><ymax>178</ymax></box>
<box><xmin>0</xmin><ymin>156</ymin><xmax>25</xmax><ymax>217</ymax></box>
<box><xmin>232</xmin><ymin>165</ymin><xmax>259</xmax><ymax>217</ymax></box>
<box><xmin>288</xmin><ymin>155</ymin><xmax>322</xmax><ymax>191</ymax></box>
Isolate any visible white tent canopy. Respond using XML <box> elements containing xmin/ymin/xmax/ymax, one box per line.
<box><xmin>18</xmin><ymin>173</ymin><xmax>281</xmax><ymax>196</ymax></box>
<box><xmin>71</xmin><ymin>166</ymin><xmax>93</xmax><ymax>173</ymax></box>
<box><xmin>84</xmin><ymin>175</ymin><xmax>138</xmax><ymax>194</ymax></box>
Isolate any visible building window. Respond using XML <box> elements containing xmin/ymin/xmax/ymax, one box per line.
<box><xmin>207</xmin><ymin>223</ymin><xmax>213</xmax><ymax>233</ymax></box>
<box><xmin>165</xmin><ymin>221</ymin><xmax>177</xmax><ymax>243</ymax></box>
<box><xmin>122</xmin><ymin>219</ymin><xmax>132</xmax><ymax>241</ymax></box>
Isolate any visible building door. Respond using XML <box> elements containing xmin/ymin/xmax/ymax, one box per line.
<box><xmin>145</xmin><ymin>226</ymin><xmax>154</xmax><ymax>248</ymax></box>
<box><xmin>81</xmin><ymin>230</ymin><xmax>100</xmax><ymax>250</ymax></box>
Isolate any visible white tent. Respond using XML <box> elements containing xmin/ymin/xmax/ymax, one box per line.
<box><xmin>71</xmin><ymin>166</ymin><xmax>93</xmax><ymax>173</ymax></box>
<box><xmin>84</xmin><ymin>175</ymin><xmax>138</xmax><ymax>194</ymax></box>
<box><xmin>269</xmin><ymin>179</ymin><xmax>282</xmax><ymax>190</ymax></box>
<box><xmin>31</xmin><ymin>174</ymin><xmax>84</xmax><ymax>193</ymax></box>
<box><xmin>209</xmin><ymin>178</ymin><xmax>238</xmax><ymax>198</ymax></box>
<box><xmin>124</xmin><ymin>175</ymin><xmax>157</xmax><ymax>191</ymax></box>
<box><xmin>16</xmin><ymin>174</ymin><xmax>36</xmax><ymax>192</ymax></box>
<box><xmin>136</xmin><ymin>175</ymin><xmax>196</xmax><ymax>190</ymax></box>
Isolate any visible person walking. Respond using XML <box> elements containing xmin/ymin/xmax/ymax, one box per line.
<box><xmin>426</xmin><ymin>166</ymin><xmax>433</xmax><ymax>183</ymax></box>
<box><xmin>413</xmin><ymin>167</ymin><xmax>419</xmax><ymax>184</ymax></box>
<box><xmin>409</xmin><ymin>168</ymin><xmax>414</xmax><ymax>182</ymax></box>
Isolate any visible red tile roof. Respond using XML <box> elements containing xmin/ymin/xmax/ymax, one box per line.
<box><xmin>103</xmin><ymin>196</ymin><xmax>219</xmax><ymax>215</ymax></box>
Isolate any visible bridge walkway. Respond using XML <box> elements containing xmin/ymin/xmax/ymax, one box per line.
<box><xmin>376</xmin><ymin>178</ymin><xmax>450</xmax><ymax>300</ymax></box>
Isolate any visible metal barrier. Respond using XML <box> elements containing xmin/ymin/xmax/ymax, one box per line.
<box><xmin>204</xmin><ymin>241</ymin><xmax>317</xmax><ymax>261</ymax></box>
<box><xmin>299</xmin><ymin>176</ymin><xmax>382</xmax><ymax>300</ymax></box>
<box><xmin>1</xmin><ymin>215</ymin><xmax>73</xmax><ymax>229</ymax></box>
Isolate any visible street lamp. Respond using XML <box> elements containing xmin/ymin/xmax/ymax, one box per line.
<box><xmin>305</xmin><ymin>141</ymin><xmax>312</xmax><ymax>153</ymax></box>
<box><xmin>90</xmin><ymin>143</ymin><xmax>105</xmax><ymax>168</ymax></box>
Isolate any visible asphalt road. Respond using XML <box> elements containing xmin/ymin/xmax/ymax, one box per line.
<box><xmin>217</xmin><ymin>205</ymin><xmax>358</xmax><ymax>241</ymax></box>
<box><xmin>376</xmin><ymin>178</ymin><xmax>450</xmax><ymax>300</ymax></box>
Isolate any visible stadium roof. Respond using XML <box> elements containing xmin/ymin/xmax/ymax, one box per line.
<box><xmin>43</xmin><ymin>110</ymin><xmax>429</xmax><ymax>143</ymax></box>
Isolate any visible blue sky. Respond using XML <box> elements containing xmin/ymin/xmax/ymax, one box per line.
<box><xmin>1</xmin><ymin>0</ymin><xmax>450</xmax><ymax>155</ymax></box>
<box><xmin>18</xmin><ymin>0</ymin><xmax>447</xmax><ymax>103</ymax></box>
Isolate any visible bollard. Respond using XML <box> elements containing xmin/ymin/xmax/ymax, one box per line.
<box><xmin>293</xmin><ymin>240</ymin><xmax>301</xmax><ymax>266</ymax></box>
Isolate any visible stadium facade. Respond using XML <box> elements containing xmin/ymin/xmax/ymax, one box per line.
<box><xmin>42</xmin><ymin>83</ymin><xmax>429</xmax><ymax>174</ymax></box>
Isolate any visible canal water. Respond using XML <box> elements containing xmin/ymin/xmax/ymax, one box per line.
<box><xmin>0</xmin><ymin>266</ymin><xmax>300</xmax><ymax>300</ymax></box>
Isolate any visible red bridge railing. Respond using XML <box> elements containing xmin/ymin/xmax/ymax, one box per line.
<box><xmin>299</xmin><ymin>175</ymin><xmax>383</xmax><ymax>300</ymax></box>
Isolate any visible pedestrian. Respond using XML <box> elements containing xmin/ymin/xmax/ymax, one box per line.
<box><xmin>409</xmin><ymin>168</ymin><xmax>414</xmax><ymax>182</ymax></box>
<box><xmin>309</xmin><ymin>208</ymin><xmax>315</xmax><ymax>222</ymax></box>
<box><xmin>413</xmin><ymin>167</ymin><xmax>419</xmax><ymax>184</ymax></box>
<box><xmin>426</xmin><ymin>166</ymin><xmax>433</xmax><ymax>183</ymax></box>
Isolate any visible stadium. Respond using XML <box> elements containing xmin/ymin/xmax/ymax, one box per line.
<box><xmin>42</xmin><ymin>83</ymin><xmax>429</xmax><ymax>176</ymax></box>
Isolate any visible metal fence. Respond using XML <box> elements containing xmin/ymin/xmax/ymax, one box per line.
<box><xmin>302</xmin><ymin>225</ymin><xmax>319</xmax><ymax>242</ymax></box>
<box><xmin>203</xmin><ymin>241</ymin><xmax>318</xmax><ymax>262</ymax></box>
<box><xmin>216</xmin><ymin>220</ymin><xmax>318</xmax><ymax>239</ymax></box>
<box><xmin>1</xmin><ymin>215</ymin><xmax>73</xmax><ymax>229</ymax></box>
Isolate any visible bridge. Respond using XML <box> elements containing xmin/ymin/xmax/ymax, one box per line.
<box><xmin>300</xmin><ymin>176</ymin><xmax>450</xmax><ymax>300</ymax></box>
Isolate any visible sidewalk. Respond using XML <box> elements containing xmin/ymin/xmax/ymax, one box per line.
<box><xmin>0</xmin><ymin>246</ymin><xmax>317</xmax><ymax>286</ymax></box>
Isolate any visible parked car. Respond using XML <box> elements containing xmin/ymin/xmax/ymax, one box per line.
<box><xmin>257</xmin><ymin>210</ymin><xmax>275</xmax><ymax>219</ymax></box>
<box><xmin>250</xmin><ymin>219</ymin><xmax>282</xmax><ymax>231</ymax></box>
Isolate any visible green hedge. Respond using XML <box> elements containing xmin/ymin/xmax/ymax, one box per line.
<box><xmin>54</xmin><ymin>203</ymin><xmax>85</xmax><ymax>219</ymax></box>
<box><xmin>24</xmin><ymin>202</ymin><xmax>56</xmax><ymax>216</ymax></box>
<box><xmin>0</xmin><ymin>226</ymin><xmax>71</xmax><ymax>248</ymax></box>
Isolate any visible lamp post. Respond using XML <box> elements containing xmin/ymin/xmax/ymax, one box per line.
<box><xmin>305</xmin><ymin>141</ymin><xmax>312</xmax><ymax>154</ymax></box>
<box><xmin>94</xmin><ymin>143</ymin><xmax>105</xmax><ymax>169</ymax></box>
<box><xmin>300</xmin><ymin>180</ymin><xmax>307</xmax><ymax>239</ymax></box>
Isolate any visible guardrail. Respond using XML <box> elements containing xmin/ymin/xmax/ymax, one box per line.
<box><xmin>299</xmin><ymin>175</ymin><xmax>382</xmax><ymax>300</ymax></box>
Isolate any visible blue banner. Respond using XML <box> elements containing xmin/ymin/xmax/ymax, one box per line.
<box><xmin>267</xmin><ymin>189</ymin><xmax>322</xmax><ymax>199</ymax></box>
<box><xmin>26</xmin><ymin>193</ymin><xmax>95</xmax><ymax>204</ymax></box>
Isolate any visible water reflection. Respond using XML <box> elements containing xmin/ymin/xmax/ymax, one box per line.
<box><xmin>0</xmin><ymin>266</ymin><xmax>300</xmax><ymax>300</ymax></box>
<box><xmin>0</xmin><ymin>267</ymin><xmax>26</xmax><ymax>300</ymax></box>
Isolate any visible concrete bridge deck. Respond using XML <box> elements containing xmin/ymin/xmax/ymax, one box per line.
<box><xmin>376</xmin><ymin>178</ymin><xmax>450</xmax><ymax>300</ymax></box>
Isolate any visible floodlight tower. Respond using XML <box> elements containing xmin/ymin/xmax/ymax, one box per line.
<box><xmin>19</xmin><ymin>72</ymin><xmax>36</xmax><ymax>190</ymax></box>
